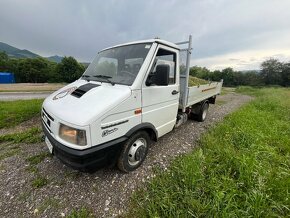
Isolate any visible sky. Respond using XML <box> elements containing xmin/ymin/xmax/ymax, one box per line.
<box><xmin>1</xmin><ymin>0</ymin><xmax>290</xmax><ymax>70</ymax></box>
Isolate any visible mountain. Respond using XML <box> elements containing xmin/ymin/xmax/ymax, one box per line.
<box><xmin>81</xmin><ymin>62</ymin><xmax>90</xmax><ymax>68</ymax></box>
<box><xmin>0</xmin><ymin>42</ymin><xmax>39</xmax><ymax>58</ymax></box>
<box><xmin>46</xmin><ymin>55</ymin><xmax>63</xmax><ymax>63</ymax></box>
<box><xmin>0</xmin><ymin>42</ymin><xmax>64</xmax><ymax>63</ymax></box>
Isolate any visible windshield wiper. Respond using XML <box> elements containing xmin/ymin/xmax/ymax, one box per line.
<box><xmin>81</xmin><ymin>75</ymin><xmax>91</xmax><ymax>81</ymax></box>
<box><xmin>93</xmin><ymin>75</ymin><xmax>115</xmax><ymax>85</ymax></box>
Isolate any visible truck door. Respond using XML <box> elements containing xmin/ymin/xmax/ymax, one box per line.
<box><xmin>142</xmin><ymin>45</ymin><xmax>179</xmax><ymax>137</ymax></box>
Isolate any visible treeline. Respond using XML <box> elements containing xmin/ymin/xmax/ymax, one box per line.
<box><xmin>0</xmin><ymin>51</ymin><xmax>85</xmax><ymax>83</ymax></box>
<box><xmin>1</xmin><ymin>50</ymin><xmax>289</xmax><ymax>86</ymax></box>
<box><xmin>190</xmin><ymin>59</ymin><xmax>290</xmax><ymax>87</ymax></box>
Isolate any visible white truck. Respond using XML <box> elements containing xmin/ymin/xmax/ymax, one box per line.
<box><xmin>42</xmin><ymin>35</ymin><xmax>223</xmax><ymax>172</ymax></box>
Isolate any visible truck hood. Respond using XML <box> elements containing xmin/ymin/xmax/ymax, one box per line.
<box><xmin>43</xmin><ymin>80</ymin><xmax>132</xmax><ymax>126</ymax></box>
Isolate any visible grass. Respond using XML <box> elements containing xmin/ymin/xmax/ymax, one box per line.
<box><xmin>64</xmin><ymin>170</ymin><xmax>83</xmax><ymax>179</ymax></box>
<box><xmin>0</xmin><ymin>147</ymin><xmax>21</xmax><ymax>160</ymax></box>
<box><xmin>215</xmin><ymin>99</ymin><xmax>227</xmax><ymax>105</ymax></box>
<box><xmin>221</xmin><ymin>87</ymin><xmax>236</xmax><ymax>95</ymax></box>
<box><xmin>25</xmin><ymin>151</ymin><xmax>52</xmax><ymax>173</ymax></box>
<box><xmin>128</xmin><ymin>87</ymin><xmax>290</xmax><ymax>217</ymax></box>
<box><xmin>188</xmin><ymin>76</ymin><xmax>209</xmax><ymax>86</ymax></box>
<box><xmin>26</xmin><ymin>152</ymin><xmax>51</xmax><ymax>165</ymax></box>
<box><xmin>0</xmin><ymin>99</ymin><xmax>43</xmax><ymax>129</ymax></box>
<box><xmin>27</xmin><ymin>152</ymin><xmax>51</xmax><ymax>188</ymax></box>
<box><xmin>66</xmin><ymin>207</ymin><xmax>95</xmax><ymax>218</ymax></box>
<box><xmin>37</xmin><ymin>197</ymin><xmax>61</xmax><ymax>213</ymax></box>
<box><xmin>32</xmin><ymin>176</ymin><xmax>48</xmax><ymax>188</ymax></box>
<box><xmin>236</xmin><ymin>86</ymin><xmax>264</xmax><ymax>96</ymax></box>
<box><xmin>25</xmin><ymin>152</ymin><xmax>51</xmax><ymax>173</ymax></box>
<box><xmin>26</xmin><ymin>165</ymin><xmax>39</xmax><ymax>173</ymax></box>
<box><xmin>24</xmin><ymin>150</ymin><xmax>52</xmax><ymax>188</ymax></box>
<box><xmin>0</xmin><ymin>164</ymin><xmax>4</xmax><ymax>171</ymax></box>
<box><xmin>0</xmin><ymin>127</ymin><xmax>42</xmax><ymax>143</ymax></box>
<box><xmin>18</xmin><ymin>191</ymin><xmax>31</xmax><ymax>201</ymax></box>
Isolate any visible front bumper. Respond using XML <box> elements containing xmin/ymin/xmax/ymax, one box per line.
<box><xmin>42</xmin><ymin>122</ymin><xmax>127</xmax><ymax>171</ymax></box>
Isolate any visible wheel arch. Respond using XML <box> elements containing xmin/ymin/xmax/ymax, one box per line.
<box><xmin>191</xmin><ymin>99</ymin><xmax>209</xmax><ymax>114</ymax></box>
<box><xmin>125</xmin><ymin>123</ymin><xmax>158</xmax><ymax>142</ymax></box>
<box><xmin>208</xmin><ymin>95</ymin><xmax>216</xmax><ymax>104</ymax></box>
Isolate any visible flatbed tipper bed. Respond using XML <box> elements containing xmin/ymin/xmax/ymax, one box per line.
<box><xmin>185</xmin><ymin>81</ymin><xmax>223</xmax><ymax>107</ymax></box>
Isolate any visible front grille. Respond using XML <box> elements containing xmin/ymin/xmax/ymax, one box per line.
<box><xmin>43</xmin><ymin>108</ymin><xmax>54</xmax><ymax>121</ymax></box>
<box><xmin>42</xmin><ymin>108</ymin><xmax>54</xmax><ymax>133</ymax></box>
<box><xmin>42</xmin><ymin>120</ymin><xmax>52</xmax><ymax>133</ymax></box>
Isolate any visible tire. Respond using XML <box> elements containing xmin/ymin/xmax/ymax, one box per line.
<box><xmin>117</xmin><ymin>131</ymin><xmax>150</xmax><ymax>173</ymax></box>
<box><xmin>196</xmin><ymin>101</ymin><xmax>209</xmax><ymax>122</ymax></box>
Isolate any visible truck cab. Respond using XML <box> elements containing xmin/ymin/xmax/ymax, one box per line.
<box><xmin>42</xmin><ymin>36</ymin><xmax>222</xmax><ymax>172</ymax></box>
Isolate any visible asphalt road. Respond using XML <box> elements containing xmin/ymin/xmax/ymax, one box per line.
<box><xmin>0</xmin><ymin>92</ymin><xmax>51</xmax><ymax>101</ymax></box>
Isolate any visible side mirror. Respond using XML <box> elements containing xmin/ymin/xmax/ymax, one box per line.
<box><xmin>155</xmin><ymin>64</ymin><xmax>169</xmax><ymax>86</ymax></box>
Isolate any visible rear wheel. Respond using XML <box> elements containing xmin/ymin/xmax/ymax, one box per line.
<box><xmin>197</xmin><ymin>101</ymin><xmax>209</xmax><ymax>122</ymax></box>
<box><xmin>117</xmin><ymin>131</ymin><xmax>150</xmax><ymax>172</ymax></box>
<box><xmin>191</xmin><ymin>101</ymin><xmax>209</xmax><ymax>122</ymax></box>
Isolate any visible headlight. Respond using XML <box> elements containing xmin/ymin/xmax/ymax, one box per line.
<box><xmin>59</xmin><ymin>123</ymin><xmax>87</xmax><ymax>146</ymax></box>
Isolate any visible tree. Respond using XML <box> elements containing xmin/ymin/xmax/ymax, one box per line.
<box><xmin>221</xmin><ymin>68</ymin><xmax>235</xmax><ymax>86</ymax></box>
<box><xmin>56</xmin><ymin>56</ymin><xmax>85</xmax><ymax>82</ymax></box>
<box><xmin>281</xmin><ymin>62</ymin><xmax>290</xmax><ymax>87</ymax></box>
<box><xmin>260</xmin><ymin>59</ymin><xmax>283</xmax><ymax>85</ymax></box>
<box><xmin>190</xmin><ymin>66</ymin><xmax>211</xmax><ymax>79</ymax></box>
<box><xmin>243</xmin><ymin>71</ymin><xmax>264</xmax><ymax>86</ymax></box>
<box><xmin>95</xmin><ymin>61</ymin><xmax>116</xmax><ymax>77</ymax></box>
<box><xmin>211</xmin><ymin>70</ymin><xmax>222</xmax><ymax>82</ymax></box>
<box><xmin>0</xmin><ymin>51</ymin><xmax>9</xmax><ymax>71</ymax></box>
<box><xmin>14</xmin><ymin>58</ymin><xmax>55</xmax><ymax>83</ymax></box>
<box><xmin>232</xmin><ymin>71</ymin><xmax>244</xmax><ymax>86</ymax></box>
<box><xmin>188</xmin><ymin>58</ymin><xmax>290</xmax><ymax>87</ymax></box>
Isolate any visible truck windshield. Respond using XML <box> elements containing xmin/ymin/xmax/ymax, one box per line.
<box><xmin>82</xmin><ymin>43</ymin><xmax>152</xmax><ymax>85</ymax></box>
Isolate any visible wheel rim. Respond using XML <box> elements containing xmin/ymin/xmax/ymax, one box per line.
<box><xmin>128</xmin><ymin>138</ymin><xmax>147</xmax><ymax>166</ymax></box>
<box><xmin>202</xmin><ymin>105</ymin><xmax>208</xmax><ymax>120</ymax></box>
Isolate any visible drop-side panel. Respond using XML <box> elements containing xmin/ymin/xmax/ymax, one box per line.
<box><xmin>184</xmin><ymin>81</ymin><xmax>223</xmax><ymax>108</ymax></box>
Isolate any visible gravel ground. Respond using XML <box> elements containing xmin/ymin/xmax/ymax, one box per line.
<box><xmin>0</xmin><ymin>116</ymin><xmax>41</xmax><ymax>136</ymax></box>
<box><xmin>0</xmin><ymin>93</ymin><xmax>252</xmax><ymax>217</ymax></box>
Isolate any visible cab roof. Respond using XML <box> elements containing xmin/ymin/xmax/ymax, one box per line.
<box><xmin>100</xmin><ymin>39</ymin><xmax>180</xmax><ymax>52</ymax></box>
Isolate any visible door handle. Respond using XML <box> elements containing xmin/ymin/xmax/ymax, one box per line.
<box><xmin>172</xmin><ymin>90</ymin><xmax>179</xmax><ymax>95</ymax></box>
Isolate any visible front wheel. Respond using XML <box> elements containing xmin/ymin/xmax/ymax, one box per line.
<box><xmin>117</xmin><ymin>131</ymin><xmax>150</xmax><ymax>172</ymax></box>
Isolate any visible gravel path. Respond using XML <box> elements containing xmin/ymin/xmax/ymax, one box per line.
<box><xmin>0</xmin><ymin>93</ymin><xmax>252</xmax><ymax>217</ymax></box>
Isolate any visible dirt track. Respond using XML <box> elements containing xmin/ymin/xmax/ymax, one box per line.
<box><xmin>0</xmin><ymin>93</ymin><xmax>252</xmax><ymax>217</ymax></box>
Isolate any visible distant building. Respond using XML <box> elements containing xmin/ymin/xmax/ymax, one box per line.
<box><xmin>0</xmin><ymin>72</ymin><xmax>15</xmax><ymax>84</ymax></box>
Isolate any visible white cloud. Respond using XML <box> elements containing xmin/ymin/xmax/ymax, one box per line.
<box><xmin>192</xmin><ymin>49</ymin><xmax>290</xmax><ymax>70</ymax></box>
<box><xmin>0</xmin><ymin>0</ymin><xmax>290</xmax><ymax>67</ymax></box>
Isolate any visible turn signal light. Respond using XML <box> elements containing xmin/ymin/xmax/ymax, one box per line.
<box><xmin>134</xmin><ymin>108</ymin><xmax>142</xmax><ymax>114</ymax></box>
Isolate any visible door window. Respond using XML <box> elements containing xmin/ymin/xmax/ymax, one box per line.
<box><xmin>147</xmin><ymin>49</ymin><xmax>176</xmax><ymax>86</ymax></box>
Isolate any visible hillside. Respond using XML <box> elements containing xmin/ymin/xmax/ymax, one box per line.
<box><xmin>0</xmin><ymin>42</ymin><xmax>63</xmax><ymax>63</ymax></box>
<box><xmin>0</xmin><ymin>42</ymin><xmax>39</xmax><ymax>59</ymax></box>
<box><xmin>46</xmin><ymin>55</ymin><xmax>63</xmax><ymax>63</ymax></box>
